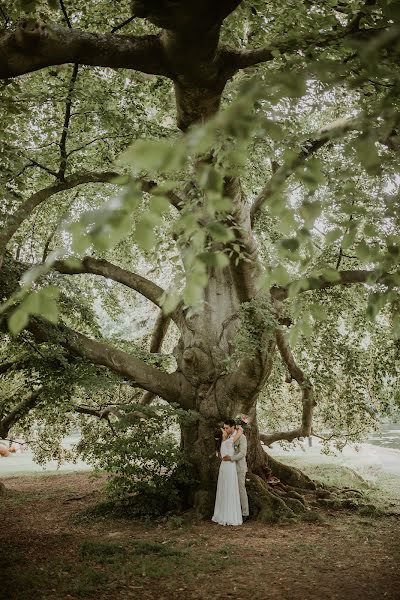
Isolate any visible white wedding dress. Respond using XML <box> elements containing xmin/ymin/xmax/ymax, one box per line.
<box><xmin>212</xmin><ymin>436</ymin><xmax>243</xmax><ymax>526</ymax></box>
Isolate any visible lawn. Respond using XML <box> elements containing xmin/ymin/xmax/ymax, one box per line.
<box><xmin>0</xmin><ymin>463</ymin><xmax>399</xmax><ymax>600</ymax></box>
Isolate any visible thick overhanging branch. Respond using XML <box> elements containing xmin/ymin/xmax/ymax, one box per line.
<box><xmin>74</xmin><ymin>404</ymin><xmax>147</xmax><ymax>421</ymax></box>
<box><xmin>260</xmin><ymin>427</ymin><xmax>306</xmax><ymax>446</ymax></box>
<box><xmin>27</xmin><ymin>318</ymin><xmax>195</xmax><ymax>408</ymax></box>
<box><xmin>271</xmin><ymin>269</ymin><xmax>400</xmax><ymax>301</ymax></box>
<box><xmin>0</xmin><ymin>171</ymin><xmax>183</xmax><ymax>267</ymax></box>
<box><xmin>54</xmin><ymin>256</ymin><xmax>171</xmax><ymax>315</ymax></box>
<box><xmin>260</xmin><ymin>330</ymin><xmax>314</xmax><ymax>446</ymax></box>
<box><xmin>224</xmin><ymin>19</ymin><xmax>393</xmax><ymax>71</ymax></box>
<box><xmin>0</xmin><ymin>24</ymin><xmax>170</xmax><ymax>79</ymax></box>
<box><xmin>0</xmin><ymin>171</ymin><xmax>118</xmax><ymax>259</ymax></box>
<box><xmin>250</xmin><ymin>117</ymin><xmax>362</xmax><ymax>224</ymax></box>
<box><xmin>140</xmin><ymin>311</ymin><xmax>171</xmax><ymax>405</ymax></box>
<box><xmin>0</xmin><ymin>388</ymin><xmax>42</xmax><ymax>438</ymax></box>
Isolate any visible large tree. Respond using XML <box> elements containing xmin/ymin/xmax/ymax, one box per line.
<box><xmin>0</xmin><ymin>0</ymin><xmax>399</xmax><ymax>518</ymax></box>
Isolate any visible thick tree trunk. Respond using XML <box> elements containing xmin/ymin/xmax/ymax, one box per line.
<box><xmin>171</xmin><ymin>267</ymin><xmax>317</xmax><ymax>520</ymax></box>
<box><xmin>180</xmin><ymin>414</ymin><xmax>317</xmax><ymax>521</ymax></box>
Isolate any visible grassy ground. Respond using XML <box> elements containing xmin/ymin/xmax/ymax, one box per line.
<box><xmin>0</xmin><ymin>462</ymin><xmax>399</xmax><ymax>600</ymax></box>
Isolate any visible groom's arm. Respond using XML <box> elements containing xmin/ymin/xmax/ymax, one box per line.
<box><xmin>230</xmin><ymin>435</ymin><xmax>247</xmax><ymax>462</ymax></box>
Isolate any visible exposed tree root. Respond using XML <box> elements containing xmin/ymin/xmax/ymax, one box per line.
<box><xmin>244</xmin><ymin>456</ymin><xmax>382</xmax><ymax>523</ymax></box>
<box><xmin>246</xmin><ymin>473</ymin><xmax>304</xmax><ymax>522</ymax></box>
<box><xmin>264</xmin><ymin>453</ymin><xmax>316</xmax><ymax>490</ymax></box>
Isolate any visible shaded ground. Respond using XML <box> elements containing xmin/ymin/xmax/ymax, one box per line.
<box><xmin>0</xmin><ymin>468</ymin><xmax>400</xmax><ymax>600</ymax></box>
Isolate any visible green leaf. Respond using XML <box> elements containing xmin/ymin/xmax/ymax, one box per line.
<box><xmin>321</xmin><ymin>267</ymin><xmax>341</xmax><ymax>282</ymax></box>
<box><xmin>288</xmin><ymin>326</ymin><xmax>300</xmax><ymax>347</ymax></box>
<box><xmin>198</xmin><ymin>252</ymin><xmax>229</xmax><ymax>268</ymax></box>
<box><xmin>384</xmin><ymin>1</ymin><xmax>400</xmax><ymax>22</ymax></box>
<box><xmin>280</xmin><ymin>238</ymin><xmax>300</xmax><ymax>253</ymax></box>
<box><xmin>271</xmin><ymin>265</ymin><xmax>291</xmax><ymax>286</ymax></box>
<box><xmin>299</xmin><ymin>318</ymin><xmax>313</xmax><ymax>338</ymax></box>
<box><xmin>296</xmin><ymin>159</ymin><xmax>325</xmax><ymax>192</ymax></box>
<box><xmin>288</xmin><ymin>277</ymin><xmax>309</xmax><ymax>298</ymax></box>
<box><xmin>310</xmin><ymin>303</ymin><xmax>328</xmax><ymax>321</ymax></box>
<box><xmin>277</xmin><ymin>209</ymin><xmax>296</xmax><ymax>234</ymax></box>
<box><xmin>183</xmin><ymin>284</ymin><xmax>202</xmax><ymax>306</ymax></box>
<box><xmin>8</xmin><ymin>308</ymin><xmax>28</xmax><ymax>336</ymax></box>
<box><xmin>198</xmin><ymin>166</ymin><xmax>224</xmax><ymax>193</ymax></box>
<box><xmin>63</xmin><ymin>257</ymin><xmax>82</xmax><ymax>269</ymax></box>
<box><xmin>161</xmin><ymin>293</ymin><xmax>180</xmax><ymax>315</ymax></box>
<box><xmin>300</xmin><ymin>201</ymin><xmax>322</xmax><ymax>226</ymax></box>
<box><xmin>135</xmin><ymin>217</ymin><xmax>156</xmax><ymax>250</ymax></box>
<box><xmin>353</xmin><ymin>136</ymin><xmax>381</xmax><ymax>176</ymax></box>
<box><xmin>118</xmin><ymin>139</ymin><xmax>185</xmax><ymax>174</ymax></box>
<box><xmin>325</xmin><ymin>228</ymin><xmax>343</xmax><ymax>245</ymax></box>
<box><xmin>363</xmin><ymin>224</ymin><xmax>378</xmax><ymax>237</ymax></box>
<box><xmin>208</xmin><ymin>195</ymin><xmax>232</xmax><ymax>213</ymax></box>
<box><xmin>355</xmin><ymin>240</ymin><xmax>370</xmax><ymax>260</ymax></box>
<box><xmin>341</xmin><ymin>227</ymin><xmax>358</xmax><ymax>250</ymax></box>
<box><xmin>207</xmin><ymin>222</ymin><xmax>234</xmax><ymax>243</ymax></box>
<box><xmin>150</xmin><ymin>196</ymin><xmax>170</xmax><ymax>214</ymax></box>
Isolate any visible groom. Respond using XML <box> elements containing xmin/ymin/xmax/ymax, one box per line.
<box><xmin>222</xmin><ymin>418</ymin><xmax>250</xmax><ymax>522</ymax></box>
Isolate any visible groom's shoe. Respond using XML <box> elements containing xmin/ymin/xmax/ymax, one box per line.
<box><xmin>242</xmin><ymin>515</ymin><xmax>250</xmax><ymax>523</ymax></box>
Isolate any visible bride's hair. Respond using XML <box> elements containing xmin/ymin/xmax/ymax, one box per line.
<box><xmin>214</xmin><ymin>428</ymin><xmax>223</xmax><ymax>453</ymax></box>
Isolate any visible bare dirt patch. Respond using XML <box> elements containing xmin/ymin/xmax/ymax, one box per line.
<box><xmin>0</xmin><ymin>472</ymin><xmax>399</xmax><ymax>600</ymax></box>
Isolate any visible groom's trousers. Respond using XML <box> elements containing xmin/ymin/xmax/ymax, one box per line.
<box><xmin>238</xmin><ymin>470</ymin><xmax>249</xmax><ymax>517</ymax></box>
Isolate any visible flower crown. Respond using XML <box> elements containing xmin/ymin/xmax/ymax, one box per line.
<box><xmin>234</xmin><ymin>414</ymin><xmax>250</xmax><ymax>427</ymax></box>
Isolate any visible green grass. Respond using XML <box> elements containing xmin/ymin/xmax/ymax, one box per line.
<box><xmin>130</xmin><ymin>539</ymin><xmax>186</xmax><ymax>557</ymax></box>
<box><xmin>79</xmin><ymin>540</ymin><xmax>125</xmax><ymax>563</ymax></box>
<box><xmin>282</xmin><ymin>456</ymin><xmax>400</xmax><ymax>514</ymax></box>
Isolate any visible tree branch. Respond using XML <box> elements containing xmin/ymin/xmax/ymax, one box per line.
<box><xmin>58</xmin><ymin>63</ymin><xmax>79</xmax><ymax>179</ymax></box>
<box><xmin>53</xmin><ymin>256</ymin><xmax>169</xmax><ymax>313</ymax></box>
<box><xmin>270</xmin><ymin>270</ymin><xmax>400</xmax><ymax>301</ymax></box>
<box><xmin>110</xmin><ymin>16</ymin><xmax>136</xmax><ymax>34</ymax></box>
<box><xmin>59</xmin><ymin>0</ymin><xmax>72</xmax><ymax>29</ymax></box>
<box><xmin>0</xmin><ymin>24</ymin><xmax>170</xmax><ymax>79</ymax></box>
<box><xmin>0</xmin><ymin>171</ymin><xmax>118</xmax><ymax>259</ymax></box>
<box><xmin>27</xmin><ymin>319</ymin><xmax>194</xmax><ymax>407</ymax></box>
<box><xmin>74</xmin><ymin>404</ymin><xmax>147</xmax><ymax>421</ymax></box>
<box><xmin>260</xmin><ymin>330</ymin><xmax>314</xmax><ymax>446</ymax></box>
<box><xmin>224</xmin><ymin>20</ymin><xmax>392</xmax><ymax>71</ymax></box>
<box><xmin>140</xmin><ymin>311</ymin><xmax>171</xmax><ymax>405</ymax></box>
<box><xmin>250</xmin><ymin>117</ymin><xmax>362</xmax><ymax>224</ymax></box>
<box><xmin>0</xmin><ymin>388</ymin><xmax>42</xmax><ymax>438</ymax></box>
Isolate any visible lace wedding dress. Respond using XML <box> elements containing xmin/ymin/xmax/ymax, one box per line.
<box><xmin>212</xmin><ymin>436</ymin><xmax>243</xmax><ymax>526</ymax></box>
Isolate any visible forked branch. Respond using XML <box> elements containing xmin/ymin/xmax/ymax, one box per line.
<box><xmin>0</xmin><ymin>171</ymin><xmax>118</xmax><ymax>260</ymax></box>
<box><xmin>260</xmin><ymin>330</ymin><xmax>314</xmax><ymax>446</ymax></box>
<box><xmin>27</xmin><ymin>318</ymin><xmax>194</xmax><ymax>407</ymax></box>
<box><xmin>250</xmin><ymin>117</ymin><xmax>362</xmax><ymax>224</ymax></box>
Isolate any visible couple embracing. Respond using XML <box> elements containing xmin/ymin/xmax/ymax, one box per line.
<box><xmin>212</xmin><ymin>418</ymin><xmax>249</xmax><ymax>526</ymax></box>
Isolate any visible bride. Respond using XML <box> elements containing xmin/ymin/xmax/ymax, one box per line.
<box><xmin>212</xmin><ymin>424</ymin><xmax>243</xmax><ymax>526</ymax></box>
